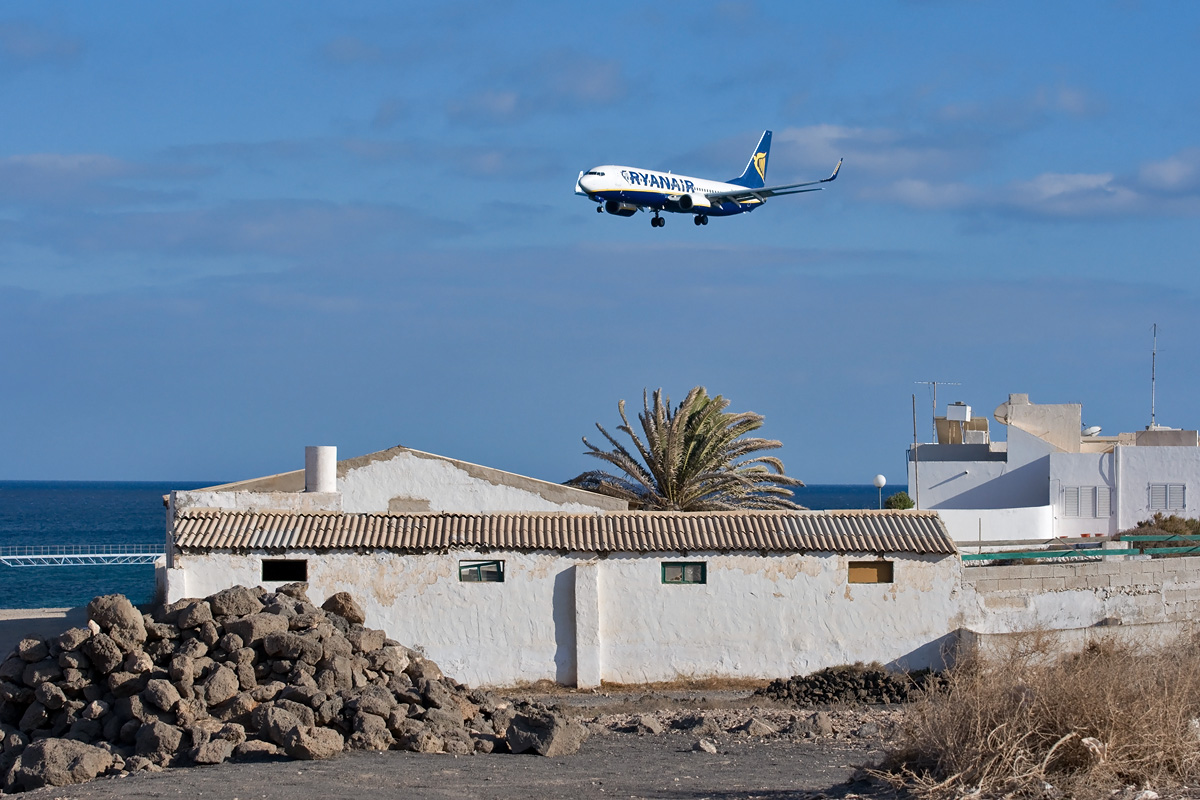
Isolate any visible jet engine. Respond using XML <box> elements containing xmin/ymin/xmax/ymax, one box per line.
<box><xmin>665</xmin><ymin>194</ymin><xmax>697</xmax><ymax>212</ymax></box>
<box><xmin>604</xmin><ymin>200</ymin><xmax>638</xmax><ymax>217</ymax></box>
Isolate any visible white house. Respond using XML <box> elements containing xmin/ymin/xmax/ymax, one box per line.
<box><xmin>167</xmin><ymin>507</ymin><xmax>959</xmax><ymax>688</ymax></box>
<box><xmin>909</xmin><ymin>393</ymin><xmax>1200</xmax><ymax>542</ymax></box>
<box><xmin>162</xmin><ymin>443</ymin><xmax>960</xmax><ymax>687</ymax></box>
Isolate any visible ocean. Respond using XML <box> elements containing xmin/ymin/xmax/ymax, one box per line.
<box><xmin>0</xmin><ymin>481</ymin><xmax>905</xmax><ymax>609</ymax></box>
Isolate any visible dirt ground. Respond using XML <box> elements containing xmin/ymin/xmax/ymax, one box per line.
<box><xmin>11</xmin><ymin>687</ymin><xmax>910</xmax><ymax>800</ymax></box>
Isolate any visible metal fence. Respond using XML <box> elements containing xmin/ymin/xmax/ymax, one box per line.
<box><xmin>0</xmin><ymin>544</ymin><xmax>165</xmax><ymax>567</ymax></box>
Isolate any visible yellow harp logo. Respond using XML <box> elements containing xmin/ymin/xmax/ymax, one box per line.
<box><xmin>753</xmin><ymin>151</ymin><xmax>767</xmax><ymax>181</ymax></box>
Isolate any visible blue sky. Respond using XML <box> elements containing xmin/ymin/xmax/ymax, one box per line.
<box><xmin>3</xmin><ymin>2</ymin><xmax>1200</xmax><ymax>485</ymax></box>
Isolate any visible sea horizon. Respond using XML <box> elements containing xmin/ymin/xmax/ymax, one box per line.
<box><xmin>0</xmin><ymin>481</ymin><xmax>907</xmax><ymax>609</ymax></box>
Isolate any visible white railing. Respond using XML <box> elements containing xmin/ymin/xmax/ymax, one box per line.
<box><xmin>0</xmin><ymin>544</ymin><xmax>165</xmax><ymax>567</ymax></box>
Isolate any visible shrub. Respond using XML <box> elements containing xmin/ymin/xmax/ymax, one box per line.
<box><xmin>884</xmin><ymin>491</ymin><xmax>915</xmax><ymax>510</ymax></box>
<box><xmin>880</xmin><ymin>632</ymin><xmax>1200</xmax><ymax>798</ymax></box>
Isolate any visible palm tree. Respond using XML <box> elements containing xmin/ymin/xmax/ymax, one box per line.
<box><xmin>567</xmin><ymin>387</ymin><xmax>804</xmax><ymax>511</ymax></box>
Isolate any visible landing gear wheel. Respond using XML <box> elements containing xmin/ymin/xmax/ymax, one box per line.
<box><xmin>701</xmin><ymin>215</ymin><xmax>708</xmax><ymax>225</ymax></box>
<box><xmin>651</xmin><ymin>215</ymin><xmax>664</xmax><ymax>228</ymax></box>
<box><xmin>693</xmin><ymin>215</ymin><xmax>703</xmax><ymax>226</ymax></box>
<box><xmin>596</xmin><ymin>205</ymin><xmax>603</xmax><ymax>213</ymax></box>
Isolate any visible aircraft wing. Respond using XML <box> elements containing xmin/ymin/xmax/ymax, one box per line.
<box><xmin>707</xmin><ymin>158</ymin><xmax>842</xmax><ymax>203</ymax></box>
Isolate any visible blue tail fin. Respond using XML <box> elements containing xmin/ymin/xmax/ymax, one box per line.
<box><xmin>727</xmin><ymin>130</ymin><xmax>772</xmax><ymax>189</ymax></box>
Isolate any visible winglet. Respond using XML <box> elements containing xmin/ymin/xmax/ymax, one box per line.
<box><xmin>824</xmin><ymin>159</ymin><xmax>843</xmax><ymax>183</ymax></box>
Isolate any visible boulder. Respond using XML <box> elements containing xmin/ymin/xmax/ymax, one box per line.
<box><xmin>200</xmin><ymin>666</ymin><xmax>240</xmax><ymax>707</ymax></box>
<box><xmin>633</xmin><ymin>714</ymin><xmax>665</xmax><ymax>735</ymax></box>
<box><xmin>14</xmin><ymin>639</ymin><xmax>49</xmax><ymax>664</ymax></box>
<box><xmin>735</xmin><ymin>717</ymin><xmax>777</xmax><ymax>737</ymax></box>
<box><xmin>281</xmin><ymin>724</ymin><xmax>344</xmax><ymax>760</ymax></box>
<box><xmin>134</xmin><ymin>721</ymin><xmax>184</xmax><ymax>765</ymax></box>
<box><xmin>3</xmin><ymin>738</ymin><xmax>114</xmax><ymax>791</ymax></box>
<box><xmin>347</xmin><ymin>711</ymin><xmax>393</xmax><ymax>751</ymax></box>
<box><xmin>189</xmin><ymin>737</ymin><xmax>234</xmax><ymax>765</ymax></box>
<box><xmin>321</xmin><ymin>592</ymin><xmax>365</xmax><ymax>625</ymax></box>
<box><xmin>87</xmin><ymin>595</ymin><xmax>147</xmax><ymax>641</ymax></box>
<box><xmin>209</xmin><ymin>586</ymin><xmax>263</xmax><ymax>618</ymax></box>
<box><xmin>506</xmin><ymin>711</ymin><xmax>589</xmax><ymax>757</ymax></box>
<box><xmin>82</xmin><ymin>633</ymin><xmax>123</xmax><ymax>675</ymax></box>
<box><xmin>144</xmin><ymin>678</ymin><xmax>182</xmax><ymax>713</ymax></box>
<box><xmin>263</xmin><ymin>633</ymin><xmax>322</xmax><ymax>665</ymax></box>
<box><xmin>176</xmin><ymin>600</ymin><xmax>214</xmax><ymax>630</ymax></box>
<box><xmin>224</xmin><ymin>613</ymin><xmax>289</xmax><ymax>646</ymax></box>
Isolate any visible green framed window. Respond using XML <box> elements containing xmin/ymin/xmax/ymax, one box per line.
<box><xmin>459</xmin><ymin>560</ymin><xmax>504</xmax><ymax>583</ymax></box>
<box><xmin>661</xmin><ymin>561</ymin><xmax>706</xmax><ymax>584</ymax></box>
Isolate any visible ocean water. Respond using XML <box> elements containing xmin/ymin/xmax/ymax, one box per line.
<box><xmin>0</xmin><ymin>481</ymin><xmax>905</xmax><ymax>609</ymax></box>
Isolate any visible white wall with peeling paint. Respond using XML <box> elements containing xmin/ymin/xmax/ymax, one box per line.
<box><xmin>168</xmin><ymin>548</ymin><xmax>961</xmax><ymax>688</ymax></box>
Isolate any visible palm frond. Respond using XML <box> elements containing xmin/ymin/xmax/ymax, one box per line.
<box><xmin>565</xmin><ymin>386</ymin><xmax>805</xmax><ymax>511</ymax></box>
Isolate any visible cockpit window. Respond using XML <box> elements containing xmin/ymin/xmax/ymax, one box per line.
<box><xmin>585</xmin><ymin>171</ymin><xmax>604</xmax><ymax>176</ymax></box>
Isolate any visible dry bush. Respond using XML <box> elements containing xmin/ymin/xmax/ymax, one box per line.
<box><xmin>880</xmin><ymin>630</ymin><xmax>1200</xmax><ymax>798</ymax></box>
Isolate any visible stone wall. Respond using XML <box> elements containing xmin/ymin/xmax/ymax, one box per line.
<box><xmin>960</xmin><ymin>555</ymin><xmax>1200</xmax><ymax>636</ymax></box>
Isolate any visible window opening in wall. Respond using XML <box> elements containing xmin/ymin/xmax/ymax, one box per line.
<box><xmin>261</xmin><ymin>559</ymin><xmax>307</xmax><ymax>582</ymax></box>
<box><xmin>662</xmin><ymin>562</ymin><xmax>706</xmax><ymax>584</ymax></box>
<box><xmin>1150</xmin><ymin>483</ymin><xmax>1186</xmax><ymax>511</ymax></box>
<box><xmin>459</xmin><ymin>560</ymin><xmax>504</xmax><ymax>582</ymax></box>
<box><xmin>848</xmin><ymin>561</ymin><xmax>893</xmax><ymax>584</ymax></box>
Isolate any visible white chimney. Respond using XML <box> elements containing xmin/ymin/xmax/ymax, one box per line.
<box><xmin>305</xmin><ymin>446</ymin><xmax>337</xmax><ymax>493</ymax></box>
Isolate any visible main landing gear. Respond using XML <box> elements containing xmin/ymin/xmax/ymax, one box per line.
<box><xmin>693</xmin><ymin>214</ymin><xmax>709</xmax><ymax>226</ymax></box>
<box><xmin>651</xmin><ymin>212</ymin><xmax>664</xmax><ymax>228</ymax></box>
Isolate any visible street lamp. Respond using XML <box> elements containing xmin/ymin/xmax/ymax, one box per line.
<box><xmin>873</xmin><ymin>474</ymin><xmax>886</xmax><ymax>509</ymax></box>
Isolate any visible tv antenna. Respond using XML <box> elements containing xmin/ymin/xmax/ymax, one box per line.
<box><xmin>1150</xmin><ymin>323</ymin><xmax>1158</xmax><ymax>429</ymax></box>
<box><xmin>915</xmin><ymin>380</ymin><xmax>960</xmax><ymax>443</ymax></box>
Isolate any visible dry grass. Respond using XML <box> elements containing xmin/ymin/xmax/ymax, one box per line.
<box><xmin>880</xmin><ymin>631</ymin><xmax>1200</xmax><ymax>798</ymax></box>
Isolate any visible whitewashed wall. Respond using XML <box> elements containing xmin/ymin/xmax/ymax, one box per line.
<box><xmin>1113</xmin><ymin>445</ymin><xmax>1200</xmax><ymax>530</ymax></box>
<box><xmin>167</xmin><ymin>548</ymin><xmax>961</xmax><ymax>687</ymax></box>
<box><xmin>937</xmin><ymin>506</ymin><xmax>1055</xmax><ymax>543</ymax></box>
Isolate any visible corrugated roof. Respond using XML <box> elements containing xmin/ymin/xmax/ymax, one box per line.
<box><xmin>173</xmin><ymin>510</ymin><xmax>955</xmax><ymax>555</ymax></box>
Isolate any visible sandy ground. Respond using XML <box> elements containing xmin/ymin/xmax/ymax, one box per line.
<box><xmin>0</xmin><ymin>608</ymin><xmax>87</xmax><ymax>658</ymax></box>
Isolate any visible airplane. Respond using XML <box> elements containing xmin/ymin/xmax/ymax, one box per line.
<box><xmin>575</xmin><ymin>130</ymin><xmax>841</xmax><ymax>227</ymax></box>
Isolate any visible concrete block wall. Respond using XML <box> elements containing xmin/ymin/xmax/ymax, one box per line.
<box><xmin>961</xmin><ymin>555</ymin><xmax>1200</xmax><ymax>635</ymax></box>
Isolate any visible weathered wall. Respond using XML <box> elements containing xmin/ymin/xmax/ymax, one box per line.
<box><xmin>171</xmin><ymin>446</ymin><xmax>624</xmax><ymax>518</ymax></box>
<box><xmin>336</xmin><ymin>449</ymin><xmax>624</xmax><ymax>514</ymax></box>
<box><xmin>595</xmin><ymin>552</ymin><xmax>961</xmax><ymax>683</ymax></box>
<box><xmin>167</xmin><ymin>549</ymin><xmax>961</xmax><ymax>687</ymax></box>
<box><xmin>960</xmin><ymin>555</ymin><xmax>1200</xmax><ymax>635</ymax></box>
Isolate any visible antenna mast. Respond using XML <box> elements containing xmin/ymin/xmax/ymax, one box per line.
<box><xmin>1151</xmin><ymin>323</ymin><xmax>1157</xmax><ymax>428</ymax></box>
<box><xmin>915</xmin><ymin>380</ymin><xmax>961</xmax><ymax>442</ymax></box>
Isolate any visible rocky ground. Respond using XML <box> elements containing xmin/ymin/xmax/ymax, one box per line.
<box><xmin>8</xmin><ymin>687</ymin><xmax>909</xmax><ymax>799</ymax></box>
<box><xmin>1</xmin><ymin>588</ymin><xmax>918</xmax><ymax>798</ymax></box>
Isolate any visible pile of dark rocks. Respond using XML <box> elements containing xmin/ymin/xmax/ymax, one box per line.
<box><xmin>0</xmin><ymin>585</ymin><xmax>586</xmax><ymax>793</ymax></box>
<box><xmin>756</xmin><ymin>663</ymin><xmax>944</xmax><ymax>706</ymax></box>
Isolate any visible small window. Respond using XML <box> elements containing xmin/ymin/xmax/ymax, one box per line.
<box><xmin>1150</xmin><ymin>483</ymin><xmax>1186</xmax><ymax>511</ymax></box>
<box><xmin>459</xmin><ymin>560</ymin><xmax>504</xmax><ymax>582</ymax></box>
<box><xmin>848</xmin><ymin>561</ymin><xmax>893</xmax><ymax>584</ymax></box>
<box><xmin>662</xmin><ymin>562</ymin><xmax>706</xmax><ymax>584</ymax></box>
<box><xmin>261</xmin><ymin>559</ymin><xmax>307</xmax><ymax>582</ymax></box>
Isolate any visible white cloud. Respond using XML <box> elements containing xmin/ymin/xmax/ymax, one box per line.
<box><xmin>1138</xmin><ymin>148</ymin><xmax>1200</xmax><ymax>193</ymax></box>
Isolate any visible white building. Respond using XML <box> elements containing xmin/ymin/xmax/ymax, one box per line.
<box><xmin>163</xmin><ymin>444</ymin><xmax>960</xmax><ymax>687</ymax></box>
<box><xmin>909</xmin><ymin>393</ymin><xmax>1200</xmax><ymax>542</ymax></box>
